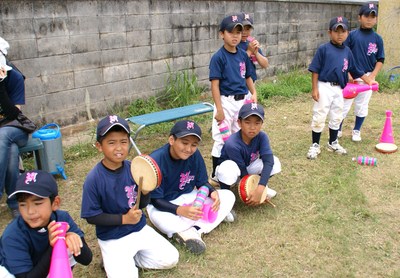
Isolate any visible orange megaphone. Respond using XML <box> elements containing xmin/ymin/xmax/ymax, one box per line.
<box><xmin>342</xmin><ymin>83</ymin><xmax>379</xmax><ymax>99</ymax></box>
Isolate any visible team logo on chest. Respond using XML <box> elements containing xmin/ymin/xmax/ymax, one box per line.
<box><xmin>342</xmin><ymin>58</ymin><xmax>348</xmax><ymax>72</ymax></box>
<box><xmin>125</xmin><ymin>185</ymin><xmax>138</xmax><ymax>208</ymax></box>
<box><xmin>250</xmin><ymin>151</ymin><xmax>259</xmax><ymax>164</ymax></box>
<box><xmin>367</xmin><ymin>43</ymin><xmax>378</xmax><ymax>56</ymax></box>
<box><xmin>240</xmin><ymin>62</ymin><xmax>246</xmax><ymax>78</ymax></box>
<box><xmin>179</xmin><ymin>171</ymin><xmax>194</xmax><ymax>190</ymax></box>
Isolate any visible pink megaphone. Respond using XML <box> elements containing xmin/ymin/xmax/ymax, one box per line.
<box><xmin>380</xmin><ymin>110</ymin><xmax>395</xmax><ymax>144</ymax></box>
<box><xmin>200</xmin><ymin>203</ymin><xmax>218</xmax><ymax>223</ymax></box>
<box><xmin>342</xmin><ymin>83</ymin><xmax>379</xmax><ymax>99</ymax></box>
<box><xmin>48</xmin><ymin>222</ymin><xmax>73</xmax><ymax>278</ymax></box>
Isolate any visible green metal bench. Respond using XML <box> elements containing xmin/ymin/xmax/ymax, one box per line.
<box><xmin>126</xmin><ymin>102</ymin><xmax>213</xmax><ymax>154</ymax></box>
<box><xmin>19</xmin><ymin>137</ymin><xmax>44</xmax><ymax>170</ymax></box>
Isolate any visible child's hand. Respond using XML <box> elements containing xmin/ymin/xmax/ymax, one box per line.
<box><xmin>246</xmin><ymin>185</ymin><xmax>265</xmax><ymax>206</ymax></box>
<box><xmin>214</xmin><ymin>109</ymin><xmax>225</xmax><ymax>123</ymax></box>
<box><xmin>65</xmin><ymin>232</ymin><xmax>83</xmax><ymax>256</ymax></box>
<box><xmin>210</xmin><ymin>191</ymin><xmax>220</xmax><ymax>212</ymax></box>
<box><xmin>248</xmin><ymin>40</ymin><xmax>260</xmax><ymax>54</ymax></box>
<box><xmin>48</xmin><ymin>221</ymin><xmax>68</xmax><ymax>247</ymax></box>
<box><xmin>177</xmin><ymin>205</ymin><xmax>203</xmax><ymax>221</ymax></box>
<box><xmin>122</xmin><ymin>207</ymin><xmax>143</xmax><ymax>225</ymax></box>
<box><xmin>312</xmin><ymin>88</ymin><xmax>319</xmax><ymax>102</ymax></box>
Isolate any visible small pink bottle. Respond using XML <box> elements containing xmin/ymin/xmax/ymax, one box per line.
<box><xmin>352</xmin><ymin>156</ymin><xmax>377</xmax><ymax>166</ymax></box>
<box><xmin>219</xmin><ymin>121</ymin><xmax>231</xmax><ymax>142</ymax></box>
<box><xmin>247</xmin><ymin>36</ymin><xmax>258</xmax><ymax>65</ymax></box>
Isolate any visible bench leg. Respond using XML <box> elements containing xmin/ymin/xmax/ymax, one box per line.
<box><xmin>130</xmin><ymin>137</ymin><xmax>141</xmax><ymax>155</ymax></box>
<box><xmin>34</xmin><ymin>149</ymin><xmax>43</xmax><ymax>170</ymax></box>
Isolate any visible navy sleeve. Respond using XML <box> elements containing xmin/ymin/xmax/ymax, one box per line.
<box><xmin>259</xmin><ymin>154</ymin><xmax>274</xmax><ymax>186</ymax></box>
<box><xmin>151</xmin><ymin>198</ymin><xmax>179</xmax><ymax>215</ymax></box>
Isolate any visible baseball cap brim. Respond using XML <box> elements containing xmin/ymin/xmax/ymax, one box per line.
<box><xmin>9</xmin><ymin>190</ymin><xmax>49</xmax><ymax>199</ymax></box>
<box><xmin>241</xmin><ymin>112</ymin><xmax>264</xmax><ymax>120</ymax></box>
<box><xmin>174</xmin><ymin>131</ymin><xmax>202</xmax><ymax>141</ymax></box>
<box><xmin>242</xmin><ymin>20</ymin><xmax>253</xmax><ymax>27</ymax></box>
<box><xmin>223</xmin><ymin>23</ymin><xmax>243</xmax><ymax>32</ymax></box>
<box><xmin>99</xmin><ymin>123</ymin><xmax>130</xmax><ymax>138</ymax></box>
<box><xmin>331</xmin><ymin>23</ymin><xmax>348</xmax><ymax>31</ymax></box>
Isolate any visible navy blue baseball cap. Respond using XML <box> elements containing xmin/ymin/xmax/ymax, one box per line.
<box><xmin>241</xmin><ymin>13</ymin><xmax>254</xmax><ymax>27</ymax></box>
<box><xmin>359</xmin><ymin>3</ymin><xmax>378</xmax><ymax>16</ymax></box>
<box><xmin>239</xmin><ymin>102</ymin><xmax>265</xmax><ymax>121</ymax></box>
<box><xmin>96</xmin><ymin>115</ymin><xmax>130</xmax><ymax>141</ymax></box>
<box><xmin>9</xmin><ymin>170</ymin><xmax>58</xmax><ymax>199</ymax></box>
<box><xmin>329</xmin><ymin>16</ymin><xmax>349</xmax><ymax>31</ymax></box>
<box><xmin>220</xmin><ymin>14</ymin><xmax>243</xmax><ymax>32</ymax></box>
<box><xmin>170</xmin><ymin>120</ymin><xmax>202</xmax><ymax>141</ymax></box>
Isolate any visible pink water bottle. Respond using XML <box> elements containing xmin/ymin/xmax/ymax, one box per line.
<box><xmin>193</xmin><ymin>186</ymin><xmax>218</xmax><ymax>223</ymax></box>
<box><xmin>48</xmin><ymin>222</ymin><xmax>73</xmax><ymax>278</ymax></box>
<box><xmin>247</xmin><ymin>36</ymin><xmax>258</xmax><ymax>64</ymax></box>
<box><xmin>352</xmin><ymin>156</ymin><xmax>377</xmax><ymax>166</ymax></box>
<box><xmin>219</xmin><ymin>121</ymin><xmax>231</xmax><ymax>142</ymax></box>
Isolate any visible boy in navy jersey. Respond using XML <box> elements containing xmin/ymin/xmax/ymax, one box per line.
<box><xmin>209</xmin><ymin>14</ymin><xmax>257</xmax><ymax>182</ymax></box>
<box><xmin>307</xmin><ymin>16</ymin><xmax>377</xmax><ymax>160</ymax></box>
<box><xmin>214</xmin><ymin>103</ymin><xmax>281</xmax><ymax>206</ymax></box>
<box><xmin>238</xmin><ymin>12</ymin><xmax>269</xmax><ymax>82</ymax></box>
<box><xmin>147</xmin><ymin>120</ymin><xmax>236</xmax><ymax>254</ymax></box>
<box><xmin>81</xmin><ymin>115</ymin><xmax>178</xmax><ymax>278</ymax></box>
<box><xmin>0</xmin><ymin>170</ymin><xmax>92</xmax><ymax>277</ymax></box>
<box><xmin>339</xmin><ymin>3</ymin><xmax>384</xmax><ymax>142</ymax></box>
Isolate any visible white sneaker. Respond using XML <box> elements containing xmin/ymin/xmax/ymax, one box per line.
<box><xmin>223</xmin><ymin>209</ymin><xmax>237</xmax><ymax>223</ymax></box>
<box><xmin>352</xmin><ymin>130</ymin><xmax>361</xmax><ymax>142</ymax></box>
<box><xmin>174</xmin><ymin>227</ymin><xmax>206</xmax><ymax>254</ymax></box>
<box><xmin>338</xmin><ymin>130</ymin><xmax>342</xmax><ymax>138</ymax></box>
<box><xmin>267</xmin><ymin>187</ymin><xmax>277</xmax><ymax>199</ymax></box>
<box><xmin>307</xmin><ymin>143</ymin><xmax>321</xmax><ymax>159</ymax></box>
<box><xmin>327</xmin><ymin>140</ymin><xmax>347</xmax><ymax>155</ymax></box>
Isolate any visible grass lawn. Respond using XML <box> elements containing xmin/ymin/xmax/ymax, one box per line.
<box><xmin>1</xmin><ymin>89</ymin><xmax>400</xmax><ymax>277</ymax></box>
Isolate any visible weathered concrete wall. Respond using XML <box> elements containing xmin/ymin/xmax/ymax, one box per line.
<box><xmin>0</xmin><ymin>0</ymin><xmax>361</xmax><ymax>126</ymax></box>
<box><xmin>377</xmin><ymin>0</ymin><xmax>400</xmax><ymax>70</ymax></box>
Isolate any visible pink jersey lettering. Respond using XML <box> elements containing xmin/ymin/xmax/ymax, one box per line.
<box><xmin>125</xmin><ymin>185</ymin><xmax>137</xmax><ymax>208</ymax></box>
<box><xmin>367</xmin><ymin>43</ymin><xmax>378</xmax><ymax>56</ymax></box>
<box><xmin>179</xmin><ymin>171</ymin><xmax>194</xmax><ymax>190</ymax></box>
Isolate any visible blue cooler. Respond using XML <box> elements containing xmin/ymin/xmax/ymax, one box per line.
<box><xmin>32</xmin><ymin>123</ymin><xmax>67</xmax><ymax>179</ymax></box>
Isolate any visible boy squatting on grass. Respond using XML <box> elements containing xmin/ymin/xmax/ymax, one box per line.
<box><xmin>80</xmin><ymin>115</ymin><xmax>178</xmax><ymax>278</ymax></box>
<box><xmin>209</xmin><ymin>14</ymin><xmax>257</xmax><ymax>182</ymax></box>
<box><xmin>146</xmin><ymin>120</ymin><xmax>236</xmax><ymax>255</ymax></box>
<box><xmin>0</xmin><ymin>170</ymin><xmax>93</xmax><ymax>278</ymax></box>
<box><xmin>339</xmin><ymin>3</ymin><xmax>385</xmax><ymax>142</ymax></box>
<box><xmin>214</xmin><ymin>103</ymin><xmax>282</xmax><ymax>206</ymax></box>
<box><xmin>307</xmin><ymin>16</ymin><xmax>377</xmax><ymax>160</ymax></box>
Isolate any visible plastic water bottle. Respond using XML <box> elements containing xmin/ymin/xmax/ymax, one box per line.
<box><xmin>352</xmin><ymin>156</ymin><xmax>377</xmax><ymax>166</ymax></box>
<box><xmin>219</xmin><ymin>121</ymin><xmax>231</xmax><ymax>142</ymax></box>
<box><xmin>193</xmin><ymin>186</ymin><xmax>209</xmax><ymax>208</ymax></box>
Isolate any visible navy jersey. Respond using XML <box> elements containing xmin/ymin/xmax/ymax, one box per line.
<box><xmin>0</xmin><ymin>210</ymin><xmax>83</xmax><ymax>275</ymax></box>
<box><xmin>4</xmin><ymin>69</ymin><xmax>25</xmax><ymax>105</ymax></box>
<box><xmin>81</xmin><ymin>160</ymin><xmax>146</xmax><ymax>241</ymax></box>
<box><xmin>209</xmin><ymin>46</ymin><xmax>253</xmax><ymax>96</ymax></box>
<box><xmin>150</xmin><ymin>144</ymin><xmax>208</xmax><ymax>201</ymax></box>
<box><xmin>308</xmin><ymin>42</ymin><xmax>364</xmax><ymax>89</ymax></box>
<box><xmin>344</xmin><ymin>28</ymin><xmax>384</xmax><ymax>73</ymax></box>
<box><xmin>238</xmin><ymin>41</ymin><xmax>263</xmax><ymax>81</ymax></box>
<box><xmin>220</xmin><ymin>130</ymin><xmax>273</xmax><ymax>172</ymax></box>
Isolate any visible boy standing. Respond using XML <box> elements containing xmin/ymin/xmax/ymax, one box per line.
<box><xmin>81</xmin><ymin>115</ymin><xmax>178</xmax><ymax>278</ymax></box>
<box><xmin>0</xmin><ymin>170</ymin><xmax>92</xmax><ymax>277</ymax></box>
<box><xmin>307</xmin><ymin>16</ymin><xmax>376</xmax><ymax>159</ymax></box>
<box><xmin>238</xmin><ymin>12</ymin><xmax>269</xmax><ymax>82</ymax></box>
<box><xmin>214</xmin><ymin>103</ymin><xmax>281</xmax><ymax>206</ymax></box>
<box><xmin>209</xmin><ymin>14</ymin><xmax>257</xmax><ymax>180</ymax></box>
<box><xmin>340</xmin><ymin>3</ymin><xmax>384</xmax><ymax>142</ymax></box>
<box><xmin>146</xmin><ymin>120</ymin><xmax>236</xmax><ymax>254</ymax></box>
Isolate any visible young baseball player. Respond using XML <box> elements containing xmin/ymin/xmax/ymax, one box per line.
<box><xmin>0</xmin><ymin>170</ymin><xmax>93</xmax><ymax>277</ymax></box>
<box><xmin>209</xmin><ymin>14</ymin><xmax>257</xmax><ymax>181</ymax></box>
<box><xmin>307</xmin><ymin>16</ymin><xmax>377</xmax><ymax>159</ymax></box>
<box><xmin>339</xmin><ymin>3</ymin><xmax>384</xmax><ymax>142</ymax></box>
<box><xmin>238</xmin><ymin>12</ymin><xmax>269</xmax><ymax>82</ymax></box>
<box><xmin>214</xmin><ymin>103</ymin><xmax>281</xmax><ymax>206</ymax></box>
<box><xmin>81</xmin><ymin>115</ymin><xmax>178</xmax><ymax>278</ymax></box>
<box><xmin>146</xmin><ymin>120</ymin><xmax>236</xmax><ymax>254</ymax></box>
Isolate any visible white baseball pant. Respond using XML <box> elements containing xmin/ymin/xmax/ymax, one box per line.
<box><xmin>147</xmin><ymin>189</ymin><xmax>235</xmax><ymax>238</ymax></box>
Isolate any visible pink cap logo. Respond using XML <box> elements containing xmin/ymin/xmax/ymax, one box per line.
<box><xmin>109</xmin><ymin>115</ymin><xmax>118</xmax><ymax>123</ymax></box>
<box><xmin>244</xmin><ymin>14</ymin><xmax>250</xmax><ymax>20</ymax></box>
<box><xmin>251</xmin><ymin>103</ymin><xmax>258</xmax><ymax>110</ymax></box>
<box><xmin>25</xmin><ymin>172</ymin><xmax>38</xmax><ymax>184</ymax></box>
<box><xmin>186</xmin><ymin>121</ymin><xmax>194</xmax><ymax>130</ymax></box>
<box><xmin>232</xmin><ymin>15</ymin><xmax>239</xmax><ymax>22</ymax></box>
<box><xmin>337</xmin><ymin>16</ymin><xmax>343</xmax><ymax>23</ymax></box>
<box><xmin>369</xmin><ymin>3</ymin><xmax>374</xmax><ymax>9</ymax></box>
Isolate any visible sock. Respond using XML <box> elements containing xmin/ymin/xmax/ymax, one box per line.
<box><xmin>211</xmin><ymin>156</ymin><xmax>219</xmax><ymax>177</ymax></box>
<box><xmin>219</xmin><ymin>182</ymin><xmax>230</xmax><ymax>190</ymax></box>
<box><xmin>354</xmin><ymin>116</ymin><xmax>365</xmax><ymax>131</ymax></box>
<box><xmin>312</xmin><ymin>131</ymin><xmax>321</xmax><ymax>145</ymax></box>
<box><xmin>329</xmin><ymin>128</ymin><xmax>338</xmax><ymax>144</ymax></box>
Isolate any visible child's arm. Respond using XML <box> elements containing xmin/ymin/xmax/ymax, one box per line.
<box><xmin>246</xmin><ymin>77</ymin><xmax>257</xmax><ymax>103</ymax></box>
<box><xmin>359</xmin><ymin>74</ymin><xmax>379</xmax><ymax>86</ymax></box>
<box><xmin>246</xmin><ymin>154</ymin><xmax>274</xmax><ymax>206</ymax></box>
<box><xmin>152</xmin><ymin>197</ymin><xmax>203</xmax><ymax>221</ymax></box>
<box><xmin>369</xmin><ymin>61</ymin><xmax>384</xmax><ymax>81</ymax></box>
<box><xmin>247</xmin><ymin>39</ymin><xmax>269</xmax><ymax>69</ymax></box>
<box><xmin>311</xmin><ymin>72</ymin><xmax>319</xmax><ymax>101</ymax></box>
<box><xmin>211</xmin><ymin>79</ymin><xmax>225</xmax><ymax>123</ymax></box>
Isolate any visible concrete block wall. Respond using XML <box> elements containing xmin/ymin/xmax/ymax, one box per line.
<box><xmin>0</xmin><ymin>0</ymin><xmax>361</xmax><ymax>126</ymax></box>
